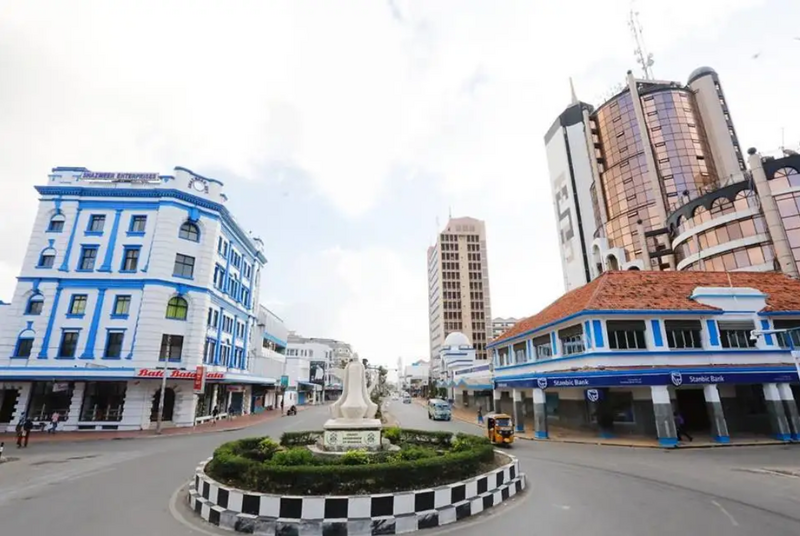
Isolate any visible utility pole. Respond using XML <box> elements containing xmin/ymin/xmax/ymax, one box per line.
<box><xmin>155</xmin><ymin>334</ymin><xmax>171</xmax><ymax>435</ymax></box>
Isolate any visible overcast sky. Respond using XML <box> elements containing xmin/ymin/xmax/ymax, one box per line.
<box><xmin>2</xmin><ymin>0</ymin><xmax>799</xmax><ymax>367</ymax></box>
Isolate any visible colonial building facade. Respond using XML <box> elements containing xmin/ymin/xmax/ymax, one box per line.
<box><xmin>490</xmin><ymin>271</ymin><xmax>800</xmax><ymax>445</ymax></box>
<box><xmin>0</xmin><ymin>166</ymin><xmax>274</xmax><ymax>432</ymax></box>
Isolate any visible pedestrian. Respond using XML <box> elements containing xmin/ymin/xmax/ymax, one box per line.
<box><xmin>280</xmin><ymin>397</ymin><xmax>285</xmax><ymax>416</ymax></box>
<box><xmin>477</xmin><ymin>405</ymin><xmax>484</xmax><ymax>424</ymax></box>
<box><xmin>674</xmin><ymin>411</ymin><xmax>693</xmax><ymax>442</ymax></box>
<box><xmin>49</xmin><ymin>411</ymin><xmax>60</xmax><ymax>434</ymax></box>
<box><xmin>15</xmin><ymin>420</ymin><xmax>24</xmax><ymax>448</ymax></box>
<box><xmin>19</xmin><ymin>417</ymin><xmax>33</xmax><ymax>448</ymax></box>
<box><xmin>211</xmin><ymin>405</ymin><xmax>219</xmax><ymax>425</ymax></box>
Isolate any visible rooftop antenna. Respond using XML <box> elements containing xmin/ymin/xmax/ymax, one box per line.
<box><xmin>628</xmin><ymin>2</ymin><xmax>655</xmax><ymax>80</ymax></box>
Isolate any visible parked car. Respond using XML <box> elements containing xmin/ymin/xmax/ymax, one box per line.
<box><xmin>402</xmin><ymin>395</ymin><xmax>412</xmax><ymax>404</ymax></box>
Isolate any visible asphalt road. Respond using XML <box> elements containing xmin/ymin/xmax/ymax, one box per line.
<box><xmin>0</xmin><ymin>402</ymin><xmax>798</xmax><ymax>536</ymax></box>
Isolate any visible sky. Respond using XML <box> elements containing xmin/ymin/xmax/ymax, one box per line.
<box><xmin>2</xmin><ymin>0</ymin><xmax>799</xmax><ymax>368</ymax></box>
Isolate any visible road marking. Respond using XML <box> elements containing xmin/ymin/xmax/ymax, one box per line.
<box><xmin>712</xmin><ymin>500</ymin><xmax>740</xmax><ymax>527</ymax></box>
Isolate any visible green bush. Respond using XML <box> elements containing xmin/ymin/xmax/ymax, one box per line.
<box><xmin>258</xmin><ymin>438</ymin><xmax>281</xmax><ymax>459</ymax></box>
<box><xmin>207</xmin><ymin>429</ymin><xmax>495</xmax><ymax>495</ymax></box>
<box><xmin>383</xmin><ymin>426</ymin><xmax>401</xmax><ymax>444</ymax></box>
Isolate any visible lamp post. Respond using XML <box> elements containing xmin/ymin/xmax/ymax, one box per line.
<box><xmin>155</xmin><ymin>334</ymin><xmax>171</xmax><ymax>435</ymax></box>
<box><xmin>750</xmin><ymin>328</ymin><xmax>800</xmax><ymax>381</ymax></box>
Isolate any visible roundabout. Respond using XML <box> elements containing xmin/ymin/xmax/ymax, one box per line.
<box><xmin>186</xmin><ymin>357</ymin><xmax>526</xmax><ymax>535</ymax></box>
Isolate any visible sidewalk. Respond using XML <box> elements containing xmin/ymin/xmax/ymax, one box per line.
<box><xmin>0</xmin><ymin>406</ymin><xmax>308</xmax><ymax>445</ymax></box>
<box><xmin>439</xmin><ymin>400</ymin><xmax>791</xmax><ymax>449</ymax></box>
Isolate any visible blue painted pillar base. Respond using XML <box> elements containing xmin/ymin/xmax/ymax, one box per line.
<box><xmin>599</xmin><ymin>431</ymin><xmax>615</xmax><ymax>439</ymax></box>
<box><xmin>775</xmin><ymin>433</ymin><xmax>793</xmax><ymax>442</ymax></box>
<box><xmin>712</xmin><ymin>435</ymin><xmax>731</xmax><ymax>444</ymax></box>
<box><xmin>534</xmin><ymin>430</ymin><xmax>548</xmax><ymax>440</ymax></box>
<box><xmin>658</xmin><ymin>437</ymin><xmax>678</xmax><ymax>448</ymax></box>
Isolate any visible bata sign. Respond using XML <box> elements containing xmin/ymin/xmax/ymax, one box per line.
<box><xmin>136</xmin><ymin>369</ymin><xmax>224</xmax><ymax>380</ymax></box>
<box><xmin>82</xmin><ymin>171</ymin><xmax>160</xmax><ymax>183</ymax></box>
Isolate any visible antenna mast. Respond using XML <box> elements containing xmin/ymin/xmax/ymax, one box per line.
<box><xmin>628</xmin><ymin>3</ymin><xmax>654</xmax><ymax>79</ymax></box>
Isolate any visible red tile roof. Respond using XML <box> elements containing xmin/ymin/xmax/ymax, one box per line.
<box><xmin>492</xmin><ymin>271</ymin><xmax>800</xmax><ymax>345</ymax></box>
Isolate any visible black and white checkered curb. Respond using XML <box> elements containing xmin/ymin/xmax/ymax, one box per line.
<box><xmin>188</xmin><ymin>452</ymin><xmax>526</xmax><ymax>535</ymax></box>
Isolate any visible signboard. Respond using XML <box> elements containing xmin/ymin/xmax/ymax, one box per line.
<box><xmin>193</xmin><ymin>366</ymin><xmax>207</xmax><ymax>394</ymax></box>
<box><xmin>136</xmin><ymin>368</ymin><xmax>224</xmax><ymax>380</ymax></box>
<box><xmin>52</xmin><ymin>382</ymin><xmax>70</xmax><ymax>393</ymax></box>
<box><xmin>81</xmin><ymin>171</ymin><xmax>160</xmax><ymax>183</ymax></box>
<box><xmin>280</xmin><ymin>375</ymin><xmax>289</xmax><ymax>388</ymax></box>
<box><xmin>227</xmin><ymin>385</ymin><xmax>246</xmax><ymax>393</ymax></box>
<box><xmin>496</xmin><ymin>368</ymin><xmax>798</xmax><ymax>390</ymax></box>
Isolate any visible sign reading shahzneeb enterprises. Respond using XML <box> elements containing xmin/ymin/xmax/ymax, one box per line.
<box><xmin>81</xmin><ymin>171</ymin><xmax>160</xmax><ymax>183</ymax></box>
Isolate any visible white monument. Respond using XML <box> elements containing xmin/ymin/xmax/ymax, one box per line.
<box><xmin>323</xmin><ymin>357</ymin><xmax>382</xmax><ymax>452</ymax></box>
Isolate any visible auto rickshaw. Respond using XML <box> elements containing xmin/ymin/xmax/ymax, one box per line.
<box><xmin>485</xmin><ymin>413</ymin><xmax>515</xmax><ymax>446</ymax></box>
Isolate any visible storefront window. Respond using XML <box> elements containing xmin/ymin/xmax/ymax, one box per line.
<box><xmin>609</xmin><ymin>391</ymin><xmax>635</xmax><ymax>423</ymax></box>
<box><xmin>27</xmin><ymin>381</ymin><xmax>73</xmax><ymax>421</ymax></box>
<box><xmin>545</xmin><ymin>392</ymin><xmax>559</xmax><ymax>418</ymax></box>
<box><xmin>79</xmin><ymin>382</ymin><xmax>126</xmax><ymax>421</ymax></box>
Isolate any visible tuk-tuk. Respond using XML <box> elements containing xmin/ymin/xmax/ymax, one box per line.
<box><xmin>485</xmin><ymin>413</ymin><xmax>515</xmax><ymax>446</ymax></box>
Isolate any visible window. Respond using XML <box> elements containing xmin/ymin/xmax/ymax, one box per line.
<box><xmin>173</xmin><ymin>253</ymin><xmax>195</xmax><ymax>279</ymax></box>
<box><xmin>38</xmin><ymin>251</ymin><xmax>55</xmax><ymax>268</ymax></box>
<box><xmin>532</xmin><ymin>334</ymin><xmax>552</xmax><ymax>360</ymax></box>
<box><xmin>48</xmin><ymin>215</ymin><xmax>65</xmax><ymax>232</ymax></box>
<box><xmin>104</xmin><ymin>331</ymin><xmax>124</xmax><ymax>358</ymax></box>
<box><xmin>68</xmin><ymin>294</ymin><xmax>88</xmax><ymax>316</ymax></box>
<box><xmin>213</xmin><ymin>265</ymin><xmax>225</xmax><ymax>288</ymax></box>
<box><xmin>87</xmin><ymin>215</ymin><xmax>106</xmax><ymax>233</ymax></box>
<box><xmin>718</xmin><ymin>321</ymin><xmax>756</xmax><ymax>349</ymax></box>
<box><xmin>121</xmin><ymin>247</ymin><xmax>140</xmax><ymax>272</ymax></box>
<box><xmin>113</xmin><ymin>295</ymin><xmax>131</xmax><ymax>316</ymax></box>
<box><xmin>772</xmin><ymin>320</ymin><xmax>800</xmax><ymax>349</ymax></box>
<box><xmin>165</xmin><ymin>296</ymin><xmax>188</xmax><ymax>320</ymax></box>
<box><xmin>25</xmin><ymin>295</ymin><xmax>44</xmax><ymax>315</ymax></box>
<box><xmin>14</xmin><ymin>337</ymin><xmax>34</xmax><ymax>358</ymax></box>
<box><xmin>665</xmin><ymin>320</ymin><xmax>703</xmax><ymax>349</ymax></box>
<box><xmin>607</xmin><ymin>320</ymin><xmax>647</xmax><ymax>350</ymax></box>
<box><xmin>559</xmin><ymin>325</ymin><xmax>585</xmax><ymax>355</ymax></box>
<box><xmin>207</xmin><ymin>307</ymin><xmax>213</xmax><ymax>326</ymax></box>
<box><xmin>159</xmin><ymin>334</ymin><xmax>184</xmax><ymax>362</ymax></box>
<box><xmin>212</xmin><ymin>309</ymin><xmax>219</xmax><ymax>328</ymax></box>
<box><xmin>204</xmin><ymin>339</ymin><xmax>217</xmax><ymax>364</ymax></box>
<box><xmin>58</xmin><ymin>331</ymin><xmax>80</xmax><ymax>358</ymax></box>
<box><xmin>78</xmin><ymin>246</ymin><xmax>99</xmax><ymax>271</ymax></box>
<box><xmin>178</xmin><ymin>221</ymin><xmax>200</xmax><ymax>242</ymax></box>
<box><xmin>129</xmin><ymin>215</ymin><xmax>147</xmax><ymax>233</ymax></box>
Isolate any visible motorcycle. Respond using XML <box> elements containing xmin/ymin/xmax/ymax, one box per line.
<box><xmin>286</xmin><ymin>405</ymin><xmax>297</xmax><ymax>416</ymax></box>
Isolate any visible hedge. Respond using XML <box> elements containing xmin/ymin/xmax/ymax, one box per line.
<box><xmin>206</xmin><ymin>429</ymin><xmax>495</xmax><ymax>495</ymax></box>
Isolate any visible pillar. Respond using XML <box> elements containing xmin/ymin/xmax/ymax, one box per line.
<box><xmin>763</xmin><ymin>383</ymin><xmax>792</xmax><ymax>441</ymax></box>
<box><xmin>463</xmin><ymin>391</ymin><xmax>470</xmax><ymax>408</ymax></box>
<box><xmin>703</xmin><ymin>384</ymin><xmax>730</xmax><ymax>443</ymax></box>
<box><xmin>512</xmin><ymin>389</ymin><xmax>525</xmax><ymax>433</ymax></box>
<box><xmin>492</xmin><ymin>389</ymin><xmax>502</xmax><ymax>413</ymax></box>
<box><xmin>651</xmin><ymin>385</ymin><xmax>677</xmax><ymax>447</ymax></box>
<box><xmin>532</xmin><ymin>388</ymin><xmax>548</xmax><ymax>439</ymax></box>
<box><xmin>777</xmin><ymin>383</ymin><xmax>800</xmax><ymax>441</ymax></box>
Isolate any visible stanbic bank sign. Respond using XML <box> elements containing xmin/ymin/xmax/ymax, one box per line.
<box><xmin>81</xmin><ymin>171</ymin><xmax>160</xmax><ymax>184</ymax></box>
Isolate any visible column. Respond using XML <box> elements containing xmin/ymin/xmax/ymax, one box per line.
<box><xmin>703</xmin><ymin>384</ymin><xmax>730</xmax><ymax>443</ymax></box>
<box><xmin>650</xmin><ymin>385</ymin><xmax>677</xmax><ymax>447</ymax></box>
<box><xmin>763</xmin><ymin>383</ymin><xmax>792</xmax><ymax>441</ymax></box>
<box><xmin>463</xmin><ymin>391</ymin><xmax>470</xmax><ymax>408</ymax></box>
<box><xmin>512</xmin><ymin>389</ymin><xmax>525</xmax><ymax>433</ymax></box>
<box><xmin>777</xmin><ymin>383</ymin><xmax>800</xmax><ymax>440</ymax></box>
<box><xmin>532</xmin><ymin>388</ymin><xmax>548</xmax><ymax>439</ymax></box>
<box><xmin>66</xmin><ymin>382</ymin><xmax>85</xmax><ymax>430</ymax></box>
<box><xmin>492</xmin><ymin>389</ymin><xmax>502</xmax><ymax>413</ymax></box>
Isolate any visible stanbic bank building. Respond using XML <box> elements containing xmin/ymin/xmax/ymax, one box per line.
<box><xmin>490</xmin><ymin>271</ymin><xmax>800</xmax><ymax>446</ymax></box>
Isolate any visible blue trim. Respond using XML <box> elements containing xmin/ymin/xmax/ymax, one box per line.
<box><xmin>38</xmin><ymin>287</ymin><xmax>63</xmax><ymax>358</ymax></box>
<box><xmin>214</xmin><ymin>306</ymin><xmax>224</xmax><ymax>365</ymax></box>
<box><xmin>65</xmin><ymin>313</ymin><xmax>85</xmax><ymax>319</ymax></box>
<box><xmin>515</xmin><ymin>422</ymin><xmax>525</xmax><ymax>432</ymax></box>
<box><xmin>776</xmin><ymin>433</ymin><xmax>792</xmax><ymax>442</ymax></box>
<box><xmin>658</xmin><ymin>438</ymin><xmax>678</xmax><ymax>447</ymax></box>
<box><xmin>37</xmin><ymin>186</ymin><xmax>266</xmax><ymax>262</ymax></box>
<box><xmin>584</xmin><ymin>321</ymin><xmax>592</xmax><ymax>349</ymax></box>
<box><xmin>110</xmin><ymin>314</ymin><xmax>129</xmax><ymax>320</ymax></box>
<box><xmin>706</xmin><ymin>319</ymin><xmax>720</xmax><ymax>346</ymax></box>
<box><xmin>592</xmin><ymin>320</ymin><xmax>604</xmax><ymax>347</ymax></box>
<box><xmin>599</xmin><ymin>431</ymin><xmax>615</xmax><ymax>439</ymax></box>
<box><xmin>127</xmin><ymin>291</ymin><xmax>145</xmax><ymax>360</ymax></box>
<box><xmin>760</xmin><ymin>320</ymin><xmax>774</xmax><ymax>345</ymax></box>
<box><xmin>242</xmin><ymin>318</ymin><xmax>250</xmax><ymax>370</ymax></box>
<box><xmin>488</xmin><ymin>309</ymin><xmax>724</xmax><ymax>348</ymax></box>
<box><xmin>98</xmin><ymin>209</ymin><xmax>122</xmax><ymax>272</ymax></box>
<box><xmin>59</xmin><ymin>208</ymin><xmax>82</xmax><ymax>272</ymax></box>
<box><xmin>120</xmin><ymin>245</ymin><xmax>142</xmax><ymax>273</ymax></box>
<box><xmin>84</xmin><ymin>230</ymin><xmax>103</xmax><ymax>237</ymax></box>
<box><xmin>651</xmin><ymin>319</ymin><xmax>664</xmax><ymax>347</ymax></box>
<box><xmin>80</xmin><ymin>288</ymin><xmax>106</xmax><ymax>359</ymax></box>
<box><xmin>550</xmin><ymin>332</ymin><xmax>557</xmax><ymax>356</ymax></box>
<box><xmin>262</xmin><ymin>332</ymin><xmax>287</xmax><ymax>348</ymax></box>
<box><xmin>759</xmin><ymin>311</ymin><xmax>800</xmax><ymax>317</ymax></box>
<box><xmin>713</xmin><ymin>435</ymin><xmax>731</xmax><ymax>443</ymax></box>
<box><xmin>534</xmin><ymin>430</ymin><xmax>548</xmax><ymax>440</ymax></box>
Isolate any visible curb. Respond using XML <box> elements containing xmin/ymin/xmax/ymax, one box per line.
<box><xmin>189</xmin><ymin>453</ymin><xmax>526</xmax><ymax>535</ymax></box>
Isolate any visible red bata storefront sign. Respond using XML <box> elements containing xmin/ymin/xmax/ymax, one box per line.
<box><xmin>136</xmin><ymin>368</ymin><xmax>225</xmax><ymax>381</ymax></box>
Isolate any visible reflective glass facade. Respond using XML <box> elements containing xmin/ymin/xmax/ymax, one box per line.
<box><xmin>772</xmin><ymin>166</ymin><xmax>800</xmax><ymax>267</ymax></box>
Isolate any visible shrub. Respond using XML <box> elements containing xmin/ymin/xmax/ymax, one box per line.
<box><xmin>393</xmin><ymin>445</ymin><xmax>437</xmax><ymax>461</ymax></box>
<box><xmin>280</xmin><ymin>431</ymin><xmax>322</xmax><ymax>447</ymax></box>
<box><xmin>258</xmin><ymin>438</ymin><xmax>281</xmax><ymax>459</ymax></box>
<box><xmin>271</xmin><ymin>447</ymin><xmax>315</xmax><ymax>466</ymax></box>
<box><xmin>383</xmin><ymin>427</ymin><xmax>401</xmax><ymax>444</ymax></box>
<box><xmin>340</xmin><ymin>450</ymin><xmax>371</xmax><ymax>465</ymax></box>
<box><xmin>396</xmin><ymin>428</ymin><xmax>453</xmax><ymax>447</ymax></box>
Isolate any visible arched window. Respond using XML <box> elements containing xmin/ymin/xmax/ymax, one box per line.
<box><xmin>38</xmin><ymin>248</ymin><xmax>56</xmax><ymax>268</ymax></box>
<box><xmin>47</xmin><ymin>214</ymin><xmax>66</xmax><ymax>232</ymax></box>
<box><xmin>165</xmin><ymin>296</ymin><xmax>188</xmax><ymax>320</ymax></box>
<box><xmin>178</xmin><ymin>221</ymin><xmax>200</xmax><ymax>242</ymax></box>
<box><xmin>25</xmin><ymin>294</ymin><xmax>44</xmax><ymax>315</ymax></box>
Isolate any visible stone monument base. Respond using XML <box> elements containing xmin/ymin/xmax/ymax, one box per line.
<box><xmin>323</xmin><ymin>418</ymin><xmax>383</xmax><ymax>452</ymax></box>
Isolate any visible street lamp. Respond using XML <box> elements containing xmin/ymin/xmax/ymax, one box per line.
<box><xmin>750</xmin><ymin>328</ymin><xmax>800</xmax><ymax>381</ymax></box>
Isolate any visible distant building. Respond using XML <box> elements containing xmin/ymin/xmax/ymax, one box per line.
<box><xmin>285</xmin><ymin>333</ymin><xmax>353</xmax><ymax>403</ymax></box>
<box><xmin>491</xmin><ymin>317</ymin><xmax>519</xmax><ymax>340</ymax></box>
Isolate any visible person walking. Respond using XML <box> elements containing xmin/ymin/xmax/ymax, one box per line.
<box><xmin>15</xmin><ymin>419</ymin><xmax>24</xmax><ymax>448</ymax></box>
<box><xmin>17</xmin><ymin>417</ymin><xmax>33</xmax><ymax>448</ymax></box>
<box><xmin>477</xmin><ymin>405</ymin><xmax>484</xmax><ymax>424</ymax></box>
<box><xmin>211</xmin><ymin>405</ymin><xmax>219</xmax><ymax>425</ymax></box>
<box><xmin>674</xmin><ymin>411</ymin><xmax>693</xmax><ymax>442</ymax></box>
<box><xmin>49</xmin><ymin>411</ymin><xmax>60</xmax><ymax>434</ymax></box>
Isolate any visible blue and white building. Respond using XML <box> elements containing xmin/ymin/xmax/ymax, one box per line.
<box><xmin>438</xmin><ymin>332</ymin><xmax>493</xmax><ymax>410</ymax></box>
<box><xmin>0</xmin><ymin>166</ymin><xmax>275</xmax><ymax>432</ymax></box>
<box><xmin>490</xmin><ymin>271</ymin><xmax>800</xmax><ymax>445</ymax></box>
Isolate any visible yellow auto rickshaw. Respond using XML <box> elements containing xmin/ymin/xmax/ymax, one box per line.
<box><xmin>485</xmin><ymin>413</ymin><xmax>515</xmax><ymax>446</ymax></box>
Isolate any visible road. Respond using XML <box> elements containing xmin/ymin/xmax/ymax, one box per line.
<box><xmin>0</xmin><ymin>402</ymin><xmax>798</xmax><ymax>536</ymax></box>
